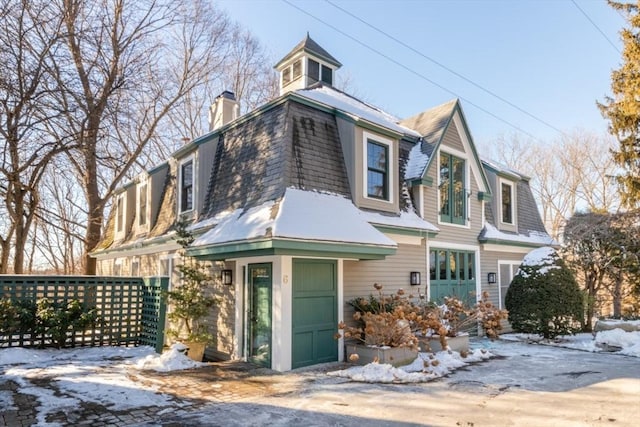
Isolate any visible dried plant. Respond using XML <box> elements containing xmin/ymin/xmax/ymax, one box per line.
<box><xmin>338</xmin><ymin>285</ymin><xmax>508</xmax><ymax>352</ymax></box>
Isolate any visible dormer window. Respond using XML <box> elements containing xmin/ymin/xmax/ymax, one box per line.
<box><xmin>439</xmin><ymin>152</ymin><xmax>466</xmax><ymax>225</ymax></box>
<box><xmin>367</xmin><ymin>140</ymin><xmax>388</xmax><ymax>200</ymax></box>
<box><xmin>115</xmin><ymin>193</ymin><xmax>125</xmax><ymax>233</ymax></box>
<box><xmin>362</xmin><ymin>132</ymin><xmax>394</xmax><ymax>205</ymax></box>
<box><xmin>138</xmin><ymin>182</ymin><xmax>148</xmax><ymax>226</ymax></box>
<box><xmin>501</xmin><ymin>181</ymin><xmax>514</xmax><ymax>224</ymax></box>
<box><xmin>179</xmin><ymin>157</ymin><xmax>195</xmax><ymax>213</ymax></box>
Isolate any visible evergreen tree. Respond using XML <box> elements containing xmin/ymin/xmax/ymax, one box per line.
<box><xmin>598</xmin><ymin>1</ymin><xmax>640</xmax><ymax>208</ymax></box>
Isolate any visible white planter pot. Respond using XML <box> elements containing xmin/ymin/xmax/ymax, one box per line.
<box><xmin>417</xmin><ymin>334</ymin><xmax>469</xmax><ymax>353</ymax></box>
<box><xmin>346</xmin><ymin>343</ymin><xmax>418</xmax><ymax>367</ymax></box>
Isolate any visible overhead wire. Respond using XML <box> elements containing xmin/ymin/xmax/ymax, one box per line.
<box><xmin>324</xmin><ymin>0</ymin><xmax>566</xmax><ymax>137</ymax></box>
<box><xmin>570</xmin><ymin>0</ymin><xmax>621</xmax><ymax>54</ymax></box>
<box><xmin>281</xmin><ymin>0</ymin><xmax>543</xmax><ymax>142</ymax></box>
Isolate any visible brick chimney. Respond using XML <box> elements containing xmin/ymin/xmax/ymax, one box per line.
<box><xmin>208</xmin><ymin>91</ymin><xmax>240</xmax><ymax>131</ymax></box>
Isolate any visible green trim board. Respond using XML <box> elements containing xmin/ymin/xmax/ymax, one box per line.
<box><xmin>409</xmin><ymin>176</ymin><xmax>434</xmax><ymax>187</ymax></box>
<box><xmin>187</xmin><ymin>238</ymin><xmax>396</xmax><ymax>260</ymax></box>
<box><xmin>477</xmin><ymin>191</ymin><xmax>492</xmax><ymax>202</ymax></box>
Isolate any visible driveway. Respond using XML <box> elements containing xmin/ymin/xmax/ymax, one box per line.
<box><xmin>2</xmin><ymin>340</ymin><xmax>639</xmax><ymax>426</ymax></box>
<box><xmin>155</xmin><ymin>340</ymin><xmax>640</xmax><ymax>427</ymax></box>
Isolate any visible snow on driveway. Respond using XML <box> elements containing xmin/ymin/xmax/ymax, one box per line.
<box><xmin>1</xmin><ymin>329</ymin><xmax>639</xmax><ymax>426</ymax></box>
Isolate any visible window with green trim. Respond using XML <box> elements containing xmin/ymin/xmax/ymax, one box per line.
<box><xmin>501</xmin><ymin>182</ymin><xmax>513</xmax><ymax>224</ymax></box>
<box><xmin>439</xmin><ymin>152</ymin><xmax>466</xmax><ymax>224</ymax></box>
<box><xmin>366</xmin><ymin>140</ymin><xmax>388</xmax><ymax>200</ymax></box>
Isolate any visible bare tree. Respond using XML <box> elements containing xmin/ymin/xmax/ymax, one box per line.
<box><xmin>482</xmin><ymin>131</ymin><xmax>620</xmax><ymax>239</ymax></box>
<box><xmin>0</xmin><ymin>0</ymin><xmax>67</xmax><ymax>273</ymax></box>
<box><xmin>49</xmin><ymin>0</ymin><xmax>236</xmax><ymax>274</ymax></box>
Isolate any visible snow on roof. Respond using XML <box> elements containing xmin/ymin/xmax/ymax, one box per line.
<box><xmin>360</xmin><ymin>208</ymin><xmax>438</xmax><ymax>233</ymax></box>
<box><xmin>192</xmin><ymin>188</ymin><xmax>400</xmax><ymax>248</ymax></box>
<box><xmin>481</xmin><ymin>158</ymin><xmax>529</xmax><ymax>180</ymax></box>
<box><xmin>295</xmin><ymin>85</ymin><xmax>421</xmax><ymax>138</ymax></box>
<box><xmin>405</xmin><ymin>141</ymin><xmax>430</xmax><ymax>181</ymax></box>
<box><xmin>482</xmin><ymin>223</ymin><xmax>557</xmax><ymax>246</ymax></box>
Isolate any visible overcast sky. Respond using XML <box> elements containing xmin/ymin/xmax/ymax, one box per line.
<box><xmin>218</xmin><ymin>0</ymin><xmax>625</xmax><ymax>147</ymax></box>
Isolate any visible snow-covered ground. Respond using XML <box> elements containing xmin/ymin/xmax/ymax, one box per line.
<box><xmin>1</xmin><ymin>327</ymin><xmax>639</xmax><ymax>426</ymax></box>
<box><xmin>0</xmin><ymin>344</ymin><xmax>203</xmax><ymax>426</ymax></box>
<box><xmin>327</xmin><ymin>324</ymin><xmax>640</xmax><ymax>383</ymax></box>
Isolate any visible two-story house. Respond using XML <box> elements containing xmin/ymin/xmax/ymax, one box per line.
<box><xmin>92</xmin><ymin>35</ymin><xmax>555</xmax><ymax>371</ymax></box>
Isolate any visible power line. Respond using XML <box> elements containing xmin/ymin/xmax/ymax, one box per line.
<box><xmin>325</xmin><ymin>0</ymin><xmax>566</xmax><ymax>137</ymax></box>
<box><xmin>281</xmin><ymin>0</ymin><xmax>545</xmax><ymax>142</ymax></box>
<box><xmin>571</xmin><ymin>0</ymin><xmax>620</xmax><ymax>54</ymax></box>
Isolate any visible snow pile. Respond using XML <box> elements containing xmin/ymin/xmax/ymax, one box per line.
<box><xmin>596</xmin><ymin>329</ymin><xmax>640</xmax><ymax>357</ymax></box>
<box><xmin>502</xmin><ymin>328</ymin><xmax>640</xmax><ymax>357</ymax></box>
<box><xmin>135</xmin><ymin>342</ymin><xmax>205</xmax><ymax>372</ymax></box>
<box><xmin>519</xmin><ymin>246</ymin><xmax>560</xmax><ymax>277</ymax></box>
<box><xmin>328</xmin><ymin>349</ymin><xmax>492</xmax><ymax>383</ymax></box>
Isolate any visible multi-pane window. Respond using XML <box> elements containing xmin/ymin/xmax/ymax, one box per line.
<box><xmin>116</xmin><ymin>195</ymin><xmax>124</xmax><ymax>233</ymax></box>
<box><xmin>180</xmin><ymin>160</ymin><xmax>193</xmax><ymax>212</ymax></box>
<box><xmin>138</xmin><ymin>183</ymin><xmax>147</xmax><ymax>226</ymax></box>
<box><xmin>366</xmin><ymin>140</ymin><xmax>388</xmax><ymax>200</ymax></box>
<box><xmin>439</xmin><ymin>152</ymin><xmax>466</xmax><ymax>224</ymax></box>
<box><xmin>501</xmin><ymin>182</ymin><xmax>513</xmax><ymax>224</ymax></box>
<box><xmin>292</xmin><ymin>59</ymin><xmax>302</xmax><ymax>79</ymax></box>
<box><xmin>282</xmin><ymin>67</ymin><xmax>291</xmax><ymax>86</ymax></box>
<box><xmin>321</xmin><ymin>65</ymin><xmax>332</xmax><ymax>85</ymax></box>
<box><xmin>308</xmin><ymin>59</ymin><xmax>320</xmax><ymax>82</ymax></box>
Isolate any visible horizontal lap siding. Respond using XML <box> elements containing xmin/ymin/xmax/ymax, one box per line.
<box><xmin>480</xmin><ymin>250</ymin><xmax>526</xmax><ymax>334</ymax></box>
<box><xmin>343</xmin><ymin>242</ymin><xmax>427</xmax><ymax>325</ymax></box>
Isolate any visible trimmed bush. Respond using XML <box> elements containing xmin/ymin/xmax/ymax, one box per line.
<box><xmin>505</xmin><ymin>247</ymin><xmax>583</xmax><ymax>339</ymax></box>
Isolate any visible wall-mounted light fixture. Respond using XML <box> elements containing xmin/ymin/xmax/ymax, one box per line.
<box><xmin>221</xmin><ymin>269</ymin><xmax>233</xmax><ymax>285</ymax></box>
<box><xmin>410</xmin><ymin>271</ymin><xmax>421</xmax><ymax>286</ymax></box>
<box><xmin>487</xmin><ymin>272</ymin><xmax>497</xmax><ymax>284</ymax></box>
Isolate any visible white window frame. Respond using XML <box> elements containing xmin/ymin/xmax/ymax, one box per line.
<box><xmin>362</xmin><ymin>131</ymin><xmax>394</xmax><ymax>205</ymax></box>
<box><xmin>114</xmin><ymin>192</ymin><xmax>127</xmax><ymax>239</ymax></box>
<box><xmin>131</xmin><ymin>257</ymin><xmax>140</xmax><ymax>276</ymax></box>
<box><xmin>137</xmin><ymin>180</ymin><xmax>149</xmax><ymax>228</ymax></box>
<box><xmin>497</xmin><ymin>261</ymin><xmax>521</xmax><ymax>309</ymax></box>
<box><xmin>436</xmin><ymin>147</ymin><xmax>471</xmax><ymax>229</ymax></box>
<box><xmin>499</xmin><ymin>178</ymin><xmax>515</xmax><ymax>225</ymax></box>
<box><xmin>114</xmin><ymin>258</ymin><xmax>123</xmax><ymax>276</ymax></box>
<box><xmin>178</xmin><ymin>154</ymin><xmax>196</xmax><ymax>214</ymax></box>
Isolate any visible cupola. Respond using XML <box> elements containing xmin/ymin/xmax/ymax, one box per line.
<box><xmin>274</xmin><ymin>33</ymin><xmax>342</xmax><ymax>95</ymax></box>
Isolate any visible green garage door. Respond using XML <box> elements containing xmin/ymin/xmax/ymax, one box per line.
<box><xmin>292</xmin><ymin>259</ymin><xmax>338</xmax><ymax>369</ymax></box>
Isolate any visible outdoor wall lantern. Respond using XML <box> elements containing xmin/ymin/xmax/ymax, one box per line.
<box><xmin>221</xmin><ymin>269</ymin><xmax>233</xmax><ymax>285</ymax></box>
<box><xmin>410</xmin><ymin>271</ymin><xmax>421</xmax><ymax>286</ymax></box>
<box><xmin>487</xmin><ymin>272</ymin><xmax>497</xmax><ymax>284</ymax></box>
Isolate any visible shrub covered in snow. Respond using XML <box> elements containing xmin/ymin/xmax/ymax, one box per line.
<box><xmin>505</xmin><ymin>247</ymin><xmax>584</xmax><ymax>339</ymax></box>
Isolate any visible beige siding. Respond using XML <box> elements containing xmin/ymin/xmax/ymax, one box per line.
<box><xmin>480</xmin><ymin>249</ymin><xmax>526</xmax><ymax>333</ymax></box>
<box><xmin>441</xmin><ymin>121</ymin><xmax>464</xmax><ymax>152</ymax></box>
<box><xmin>343</xmin><ymin>242</ymin><xmax>427</xmax><ymax>325</ymax></box>
<box><xmin>204</xmin><ymin>260</ymin><xmax>236</xmax><ymax>361</ymax></box>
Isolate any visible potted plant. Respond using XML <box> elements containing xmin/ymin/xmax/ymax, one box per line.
<box><xmin>416</xmin><ymin>291</ymin><xmax>508</xmax><ymax>353</ymax></box>
<box><xmin>165</xmin><ymin>222</ymin><xmax>218</xmax><ymax>361</ymax></box>
<box><xmin>338</xmin><ymin>284</ymin><xmax>440</xmax><ymax>367</ymax></box>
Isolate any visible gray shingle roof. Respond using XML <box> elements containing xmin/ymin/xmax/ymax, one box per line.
<box><xmin>401</xmin><ymin>99</ymin><xmax>457</xmax><ymax>181</ymax></box>
<box><xmin>275</xmin><ymin>34</ymin><xmax>342</xmax><ymax>69</ymax></box>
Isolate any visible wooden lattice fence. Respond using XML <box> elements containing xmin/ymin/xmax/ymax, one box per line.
<box><xmin>0</xmin><ymin>276</ymin><xmax>168</xmax><ymax>352</ymax></box>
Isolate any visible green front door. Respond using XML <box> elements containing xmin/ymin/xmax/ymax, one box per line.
<box><xmin>248</xmin><ymin>263</ymin><xmax>272</xmax><ymax>367</ymax></box>
<box><xmin>292</xmin><ymin>259</ymin><xmax>338</xmax><ymax>369</ymax></box>
<box><xmin>429</xmin><ymin>249</ymin><xmax>476</xmax><ymax>305</ymax></box>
